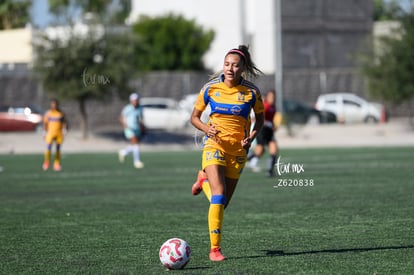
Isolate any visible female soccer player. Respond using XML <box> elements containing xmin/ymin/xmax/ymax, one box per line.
<box><xmin>118</xmin><ymin>93</ymin><xmax>145</xmax><ymax>169</ymax></box>
<box><xmin>247</xmin><ymin>89</ymin><xmax>280</xmax><ymax>177</ymax></box>
<box><xmin>190</xmin><ymin>45</ymin><xmax>264</xmax><ymax>261</ymax></box>
<box><xmin>42</xmin><ymin>99</ymin><xmax>67</xmax><ymax>171</ymax></box>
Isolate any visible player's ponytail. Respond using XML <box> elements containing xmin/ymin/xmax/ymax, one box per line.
<box><xmin>210</xmin><ymin>45</ymin><xmax>263</xmax><ymax>81</ymax></box>
<box><xmin>227</xmin><ymin>45</ymin><xmax>263</xmax><ymax>80</ymax></box>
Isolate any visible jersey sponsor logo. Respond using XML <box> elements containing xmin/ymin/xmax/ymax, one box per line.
<box><xmin>48</xmin><ymin>117</ymin><xmax>63</xmax><ymax>122</ymax></box>
<box><xmin>214</xmin><ymin>106</ymin><xmax>228</xmax><ymax>112</ymax></box>
<box><xmin>231</xmin><ymin>105</ymin><xmax>242</xmax><ymax>115</ymax></box>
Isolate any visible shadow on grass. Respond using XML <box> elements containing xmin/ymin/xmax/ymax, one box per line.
<box><xmin>229</xmin><ymin>245</ymin><xmax>414</xmax><ymax>259</ymax></box>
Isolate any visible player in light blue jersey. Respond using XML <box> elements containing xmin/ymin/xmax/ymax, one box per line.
<box><xmin>118</xmin><ymin>93</ymin><xmax>145</xmax><ymax>169</ymax></box>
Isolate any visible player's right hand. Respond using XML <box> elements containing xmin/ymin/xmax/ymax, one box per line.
<box><xmin>206</xmin><ymin>124</ymin><xmax>220</xmax><ymax>138</ymax></box>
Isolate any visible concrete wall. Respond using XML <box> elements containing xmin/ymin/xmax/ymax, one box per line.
<box><xmin>282</xmin><ymin>0</ymin><xmax>373</xmax><ymax>69</ymax></box>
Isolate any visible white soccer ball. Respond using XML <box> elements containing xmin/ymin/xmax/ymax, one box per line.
<box><xmin>159</xmin><ymin>238</ymin><xmax>191</xmax><ymax>270</ymax></box>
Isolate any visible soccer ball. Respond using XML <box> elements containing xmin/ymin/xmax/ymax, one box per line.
<box><xmin>159</xmin><ymin>238</ymin><xmax>191</xmax><ymax>270</ymax></box>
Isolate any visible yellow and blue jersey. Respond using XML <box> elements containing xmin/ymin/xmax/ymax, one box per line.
<box><xmin>194</xmin><ymin>74</ymin><xmax>264</xmax><ymax>156</ymax></box>
<box><xmin>44</xmin><ymin>109</ymin><xmax>65</xmax><ymax>135</ymax></box>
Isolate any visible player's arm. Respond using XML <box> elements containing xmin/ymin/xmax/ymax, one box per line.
<box><xmin>138</xmin><ymin>108</ymin><xmax>146</xmax><ymax>133</ymax></box>
<box><xmin>191</xmin><ymin>89</ymin><xmax>219</xmax><ymax>137</ymax></box>
<box><xmin>251</xmin><ymin>112</ymin><xmax>264</xmax><ymax>140</ymax></box>
<box><xmin>191</xmin><ymin>108</ymin><xmax>218</xmax><ymax>136</ymax></box>
<box><xmin>242</xmin><ymin>112</ymin><xmax>264</xmax><ymax>149</ymax></box>
<box><xmin>62</xmin><ymin>114</ymin><xmax>68</xmax><ymax>134</ymax></box>
<box><xmin>119</xmin><ymin>113</ymin><xmax>127</xmax><ymax>129</ymax></box>
<box><xmin>43</xmin><ymin>112</ymin><xmax>49</xmax><ymax>132</ymax></box>
<box><xmin>272</xmin><ymin>112</ymin><xmax>282</xmax><ymax>131</ymax></box>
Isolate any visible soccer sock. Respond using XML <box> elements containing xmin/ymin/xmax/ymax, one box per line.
<box><xmin>268</xmin><ymin>154</ymin><xmax>278</xmax><ymax>173</ymax></box>
<box><xmin>202</xmin><ymin>180</ymin><xmax>212</xmax><ymax>202</ymax></box>
<box><xmin>54</xmin><ymin>145</ymin><xmax>61</xmax><ymax>164</ymax></box>
<box><xmin>44</xmin><ymin>144</ymin><xmax>52</xmax><ymax>164</ymax></box>
<box><xmin>208</xmin><ymin>195</ymin><xmax>226</xmax><ymax>249</ymax></box>
<box><xmin>124</xmin><ymin>145</ymin><xmax>133</xmax><ymax>155</ymax></box>
<box><xmin>132</xmin><ymin>144</ymin><xmax>140</xmax><ymax>162</ymax></box>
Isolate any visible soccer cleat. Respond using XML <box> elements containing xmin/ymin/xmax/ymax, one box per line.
<box><xmin>42</xmin><ymin>162</ymin><xmax>49</xmax><ymax>171</ymax></box>
<box><xmin>53</xmin><ymin>163</ymin><xmax>62</xmax><ymax>171</ymax></box>
<box><xmin>192</xmin><ymin>170</ymin><xmax>207</xmax><ymax>195</ymax></box>
<box><xmin>134</xmin><ymin>161</ymin><xmax>144</xmax><ymax>169</ymax></box>
<box><xmin>209</xmin><ymin>247</ymin><xmax>226</xmax><ymax>262</ymax></box>
<box><xmin>118</xmin><ymin>150</ymin><xmax>125</xmax><ymax>163</ymax></box>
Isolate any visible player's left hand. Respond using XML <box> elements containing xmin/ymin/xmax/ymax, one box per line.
<box><xmin>241</xmin><ymin>137</ymin><xmax>252</xmax><ymax>149</ymax></box>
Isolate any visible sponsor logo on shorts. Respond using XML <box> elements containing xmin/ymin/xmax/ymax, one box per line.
<box><xmin>236</xmin><ymin>156</ymin><xmax>246</xmax><ymax>164</ymax></box>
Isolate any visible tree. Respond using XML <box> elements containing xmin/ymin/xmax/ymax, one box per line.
<box><xmin>33</xmin><ymin>26</ymin><xmax>138</xmax><ymax>138</ymax></box>
<box><xmin>0</xmin><ymin>0</ymin><xmax>31</xmax><ymax>29</ymax></box>
<box><xmin>360</xmin><ymin>11</ymin><xmax>414</xmax><ymax>124</ymax></box>
<box><xmin>32</xmin><ymin>0</ymin><xmax>137</xmax><ymax>139</ymax></box>
<box><xmin>373</xmin><ymin>0</ymin><xmax>413</xmax><ymax>21</ymax></box>
<box><xmin>48</xmin><ymin>0</ymin><xmax>131</xmax><ymax>25</ymax></box>
<box><xmin>132</xmin><ymin>13</ymin><xmax>214</xmax><ymax>71</ymax></box>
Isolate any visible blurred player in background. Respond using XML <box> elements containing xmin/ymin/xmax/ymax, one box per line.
<box><xmin>118</xmin><ymin>93</ymin><xmax>145</xmax><ymax>169</ymax></box>
<box><xmin>42</xmin><ymin>99</ymin><xmax>67</xmax><ymax>171</ymax></box>
<box><xmin>247</xmin><ymin>89</ymin><xmax>280</xmax><ymax>177</ymax></box>
<box><xmin>190</xmin><ymin>45</ymin><xmax>264</xmax><ymax>261</ymax></box>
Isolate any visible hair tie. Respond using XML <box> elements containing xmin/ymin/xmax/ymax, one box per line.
<box><xmin>227</xmin><ymin>49</ymin><xmax>246</xmax><ymax>61</ymax></box>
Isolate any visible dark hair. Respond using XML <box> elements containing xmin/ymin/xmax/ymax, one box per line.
<box><xmin>50</xmin><ymin>98</ymin><xmax>61</xmax><ymax>111</ymax></box>
<box><xmin>226</xmin><ymin>45</ymin><xmax>263</xmax><ymax>79</ymax></box>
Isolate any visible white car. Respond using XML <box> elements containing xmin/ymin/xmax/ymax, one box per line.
<box><xmin>179</xmin><ymin>94</ymin><xmax>211</xmax><ymax>123</ymax></box>
<box><xmin>315</xmin><ymin>93</ymin><xmax>387</xmax><ymax>123</ymax></box>
<box><xmin>139</xmin><ymin>97</ymin><xmax>190</xmax><ymax>130</ymax></box>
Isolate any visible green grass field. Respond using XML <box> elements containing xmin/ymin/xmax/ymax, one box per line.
<box><xmin>1</xmin><ymin>147</ymin><xmax>413</xmax><ymax>274</ymax></box>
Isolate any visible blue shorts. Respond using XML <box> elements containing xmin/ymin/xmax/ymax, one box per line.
<box><xmin>124</xmin><ymin>128</ymin><xmax>143</xmax><ymax>140</ymax></box>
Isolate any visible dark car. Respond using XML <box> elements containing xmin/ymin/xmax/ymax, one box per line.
<box><xmin>0</xmin><ymin>106</ymin><xmax>43</xmax><ymax>131</ymax></box>
<box><xmin>283</xmin><ymin>99</ymin><xmax>336</xmax><ymax>124</ymax></box>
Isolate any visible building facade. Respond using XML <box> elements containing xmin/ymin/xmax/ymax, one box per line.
<box><xmin>127</xmin><ymin>0</ymin><xmax>373</xmax><ymax>73</ymax></box>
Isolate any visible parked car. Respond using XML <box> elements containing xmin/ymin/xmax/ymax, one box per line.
<box><xmin>0</xmin><ymin>106</ymin><xmax>43</xmax><ymax>131</ymax></box>
<box><xmin>139</xmin><ymin>97</ymin><xmax>190</xmax><ymax>130</ymax></box>
<box><xmin>283</xmin><ymin>99</ymin><xmax>337</xmax><ymax>125</ymax></box>
<box><xmin>179</xmin><ymin>94</ymin><xmax>210</xmax><ymax>122</ymax></box>
<box><xmin>315</xmin><ymin>93</ymin><xmax>387</xmax><ymax>123</ymax></box>
<box><xmin>179</xmin><ymin>94</ymin><xmax>335</xmax><ymax>125</ymax></box>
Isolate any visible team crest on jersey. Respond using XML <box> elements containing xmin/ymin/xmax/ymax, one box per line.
<box><xmin>215</xmin><ymin>91</ymin><xmax>221</xmax><ymax>97</ymax></box>
<box><xmin>230</xmin><ymin>105</ymin><xmax>242</xmax><ymax>115</ymax></box>
<box><xmin>237</xmin><ymin>92</ymin><xmax>246</xmax><ymax>102</ymax></box>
